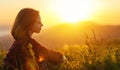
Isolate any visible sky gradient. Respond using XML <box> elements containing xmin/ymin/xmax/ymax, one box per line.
<box><xmin>0</xmin><ymin>0</ymin><xmax>120</xmax><ymax>26</ymax></box>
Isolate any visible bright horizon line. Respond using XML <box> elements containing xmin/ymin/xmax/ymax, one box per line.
<box><xmin>1</xmin><ymin>20</ymin><xmax>120</xmax><ymax>29</ymax></box>
<box><xmin>0</xmin><ymin>20</ymin><xmax>120</xmax><ymax>37</ymax></box>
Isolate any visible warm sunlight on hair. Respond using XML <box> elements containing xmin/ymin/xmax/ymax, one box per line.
<box><xmin>56</xmin><ymin>0</ymin><xmax>100</xmax><ymax>24</ymax></box>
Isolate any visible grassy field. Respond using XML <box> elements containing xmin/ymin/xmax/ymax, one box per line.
<box><xmin>47</xmin><ymin>38</ymin><xmax>120</xmax><ymax>70</ymax></box>
<box><xmin>0</xmin><ymin>39</ymin><xmax>120</xmax><ymax>70</ymax></box>
<box><xmin>0</xmin><ymin>45</ymin><xmax>6</xmax><ymax>70</ymax></box>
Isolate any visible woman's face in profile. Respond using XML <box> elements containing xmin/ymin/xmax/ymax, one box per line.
<box><xmin>30</xmin><ymin>16</ymin><xmax>43</xmax><ymax>33</ymax></box>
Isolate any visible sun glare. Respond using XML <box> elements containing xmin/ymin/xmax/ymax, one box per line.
<box><xmin>56</xmin><ymin>0</ymin><xmax>100</xmax><ymax>23</ymax></box>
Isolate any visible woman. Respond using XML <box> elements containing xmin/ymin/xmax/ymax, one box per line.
<box><xmin>4</xmin><ymin>8</ymin><xmax>65</xmax><ymax>70</ymax></box>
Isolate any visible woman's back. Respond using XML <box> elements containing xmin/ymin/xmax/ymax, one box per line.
<box><xmin>4</xmin><ymin>37</ymin><xmax>63</xmax><ymax>70</ymax></box>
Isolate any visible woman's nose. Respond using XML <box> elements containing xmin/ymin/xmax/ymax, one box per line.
<box><xmin>41</xmin><ymin>23</ymin><xmax>43</xmax><ymax>26</ymax></box>
<box><xmin>40</xmin><ymin>24</ymin><xmax>43</xmax><ymax>27</ymax></box>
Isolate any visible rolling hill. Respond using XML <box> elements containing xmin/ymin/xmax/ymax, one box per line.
<box><xmin>0</xmin><ymin>21</ymin><xmax>120</xmax><ymax>50</ymax></box>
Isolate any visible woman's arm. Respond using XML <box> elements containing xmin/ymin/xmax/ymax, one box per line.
<box><xmin>32</xmin><ymin>44</ymin><xmax>64</xmax><ymax>64</ymax></box>
<box><xmin>47</xmin><ymin>50</ymin><xmax>64</xmax><ymax>64</ymax></box>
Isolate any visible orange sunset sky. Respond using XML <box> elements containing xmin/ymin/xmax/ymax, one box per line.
<box><xmin>0</xmin><ymin>0</ymin><xmax>120</xmax><ymax>26</ymax></box>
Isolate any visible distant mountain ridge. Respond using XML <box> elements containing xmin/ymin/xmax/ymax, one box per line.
<box><xmin>0</xmin><ymin>21</ymin><xmax>120</xmax><ymax>50</ymax></box>
<box><xmin>34</xmin><ymin>21</ymin><xmax>120</xmax><ymax>49</ymax></box>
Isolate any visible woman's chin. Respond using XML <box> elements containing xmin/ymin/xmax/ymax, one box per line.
<box><xmin>34</xmin><ymin>29</ymin><xmax>41</xmax><ymax>33</ymax></box>
<box><xmin>36</xmin><ymin>30</ymin><xmax>40</xmax><ymax>33</ymax></box>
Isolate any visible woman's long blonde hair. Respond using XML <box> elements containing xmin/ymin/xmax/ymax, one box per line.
<box><xmin>11</xmin><ymin>8</ymin><xmax>39</xmax><ymax>40</ymax></box>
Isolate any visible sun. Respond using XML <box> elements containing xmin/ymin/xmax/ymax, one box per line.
<box><xmin>56</xmin><ymin>0</ymin><xmax>99</xmax><ymax>23</ymax></box>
